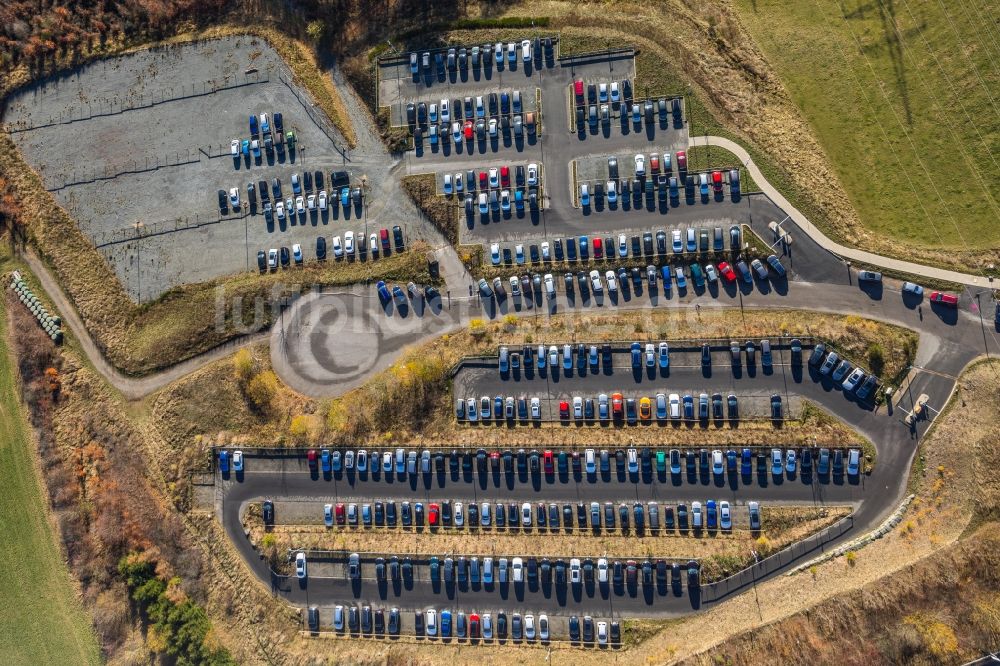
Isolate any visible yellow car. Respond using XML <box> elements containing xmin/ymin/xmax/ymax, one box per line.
<box><xmin>639</xmin><ymin>397</ymin><xmax>652</xmax><ymax>420</ymax></box>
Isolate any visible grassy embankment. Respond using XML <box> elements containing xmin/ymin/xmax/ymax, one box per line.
<box><xmin>0</xmin><ymin>277</ymin><xmax>101</xmax><ymax>666</ymax></box>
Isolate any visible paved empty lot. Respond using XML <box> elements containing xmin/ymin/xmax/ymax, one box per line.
<box><xmin>5</xmin><ymin>37</ymin><xmax>366</xmax><ymax>301</ymax></box>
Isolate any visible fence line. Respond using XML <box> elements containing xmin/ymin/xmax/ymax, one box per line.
<box><xmin>4</xmin><ymin>72</ymin><xmax>268</xmax><ymax>133</ymax></box>
<box><xmin>92</xmin><ymin>212</ymin><xmax>240</xmax><ymax>247</ymax></box>
<box><xmin>276</xmin><ymin>71</ymin><xmax>347</xmax><ymax>161</ymax></box>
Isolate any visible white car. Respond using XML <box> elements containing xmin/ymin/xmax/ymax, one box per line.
<box><xmin>634</xmin><ymin>154</ymin><xmax>646</xmax><ymax>176</ymax></box>
<box><xmin>597</xmin><ymin>558</ymin><xmax>608</xmax><ymax>583</ymax></box>
<box><xmin>489</xmin><ymin>118</ymin><xmax>498</xmax><ymax>136</ymax></box>
<box><xmin>527</xmin><ymin>163</ymin><xmax>538</xmax><ymax>186</ymax></box>
<box><xmin>291</xmin><ymin>243</ymin><xmax>302</xmax><ymax>264</ymax></box>
<box><xmin>344</xmin><ymin>231</ymin><xmax>355</xmax><ymax>254</ymax></box>
<box><xmin>521</xmin><ymin>503</ymin><xmax>532</xmax><ymax>526</ymax></box>
<box><xmin>332</xmin><ymin>236</ymin><xmax>343</xmax><ymax>258</ymax></box>
<box><xmin>515</xmin><ymin>243</ymin><xmax>525</xmax><ymax>264</ymax></box>
<box><xmin>524</xmin><ymin>614</ymin><xmax>536</xmax><ymax>640</ymax></box>
<box><xmin>425</xmin><ymin>609</ymin><xmax>438</xmax><ymax>636</ymax></box>
<box><xmin>324</xmin><ymin>503</ymin><xmax>333</xmax><ymax>527</ymax></box>
<box><xmin>454</xmin><ymin>172</ymin><xmax>463</xmax><ymax>193</ymax></box>
<box><xmin>605</xmin><ymin>270</ymin><xmax>618</xmax><ymax>292</ymax></box>
<box><xmin>507</xmin><ymin>42</ymin><xmax>516</xmax><ymax>62</ymax></box>
<box><xmin>720</xmin><ymin>501</ymin><xmax>732</xmax><ymax>530</ymax></box>
<box><xmin>541</xmin><ymin>241</ymin><xmax>550</xmax><ymax>260</ymax></box>
<box><xmin>267</xmin><ymin>248</ymin><xmax>278</xmax><ymax>270</ymax></box>
<box><xmin>229</xmin><ymin>187</ymin><xmax>240</xmax><ymax>207</ymax></box>
<box><xmin>618</xmin><ymin>233</ymin><xmax>628</xmax><ymax>257</ymax></box>
<box><xmin>369</xmin><ymin>233</ymin><xmax>378</xmax><ymax>255</ymax></box>
<box><xmin>842</xmin><ymin>367</ymin><xmax>866</xmax><ymax>391</ymax></box>
<box><xmin>589</xmin><ymin>269</ymin><xmax>603</xmax><ymax>292</ymax></box>
<box><xmin>610</xmin><ymin>81</ymin><xmax>620</xmax><ymax>103</ymax></box>
<box><xmin>488</xmin><ymin>167</ymin><xmax>499</xmax><ymax>187</ymax></box>
<box><xmin>230</xmin><ymin>139</ymin><xmax>240</xmax><ymax>155</ymax></box>
<box><xmin>478</xmin><ymin>192</ymin><xmax>488</xmax><ymax>214</ymax></box>
<box><xmin>428</xmin><ymin>102</ymin><xmax>437</xmax><ymax>123</ymax></box>
<box><xmin>669</xmin><ymin>393</ymin><xmax>680</xmax><ymax>419</ymax></box>
<box><xmin>454</xmin><ymin>501</ymin><xmax>465</xmax><ymax>526</ymax></box>
<box><xmin>627</xmin><ymin>447</ymin><xmax>638</xmax><ymax>473</ymax></box>
<box><xmin>544</xmin><ymin>273</ymin><xmax>555</xmax><ymax>298</ymax></box>
<box><xmin>306</xmin><ymin>194</ymin><xmax>316</xmax><ymax>210</ymax></box>
<box><xmin>443</xmin><ymin>173</ymin><xmax>453</xmax><ymax>195</ymax></box>
<box><xmin>512</xmin><ymin>557</ymin><xmax>524</xmax><ymax>582</ymax></box>
<box><xmin>691</xmin><ymin>501</ymin><xmax>703</xmax><ymax>528</ymax></box>
<box><xmin>597</xmin><ymin>621</ymin><xmax>608</xmax><ymax>645</ymax></box>
<box><xmin>538</xmin><ymin>614</ymin><xmax>549</xmax><ymax>641</ymax></box>
<box><xmin>570</xmin><ymin>558</ymin><xmax>581</xmax><ymax>584</ymax></box>
<box><xmin>490</xmin><ymin>243</ymin><xmax>501</xmax><ymax>265</ymax></box>
<box><xmin>295</xmin><ymin>552</ymin><xmax>307</xmax><ymax>579</ymax></box>
<box><xmin>712</xmin><ymin>450</ymin><xmax>723</xmax><ymax>475</ymax></box>
<box><xmin>452</xmin><ymin>122</ymin><xmax>462</xmax><ymax>142</ymax></box>
<box><xmin>606</xmin><ymin>179</ymin><xmax>617</xmax><ymax>203</ymax></box>
<box><xmin>672</xmin><ymin>229</ymin><xmax>683</xmax><ymax>253</ymax></box>
<box><xmin>318</xmin><ymin>190</ymin><xmax>327</xmax><ymax>210</ymax></box>
<box><xmin>573</xmin><ymin>396</ymin><xmax>583</xmax><ymax>418</ymax></box>
<box><xmin>440</xmin><ymin>99</ymin><xmax>450</xmax><ymax>123</ymax></box>
<box><xmin>495</xmin><ymin>42</ymin><xmax>503</xmax><ymax>63</ymax></box>
<box><xmin>333</xmin><ymin>605</ymin><xmax>345</xmax><ymax>631</ymax></box>
<box><xmin>530</xmin><ymin>397</ymin><xmax>541</xmax><ymax>419</ymax></box>
<box><xmin>521</xmin><ymin>39</ymin><xmax>532</xmax><ymax>62</ymax></box>
<box><xmin>295</xmin><ymin>196</ymin><xmax>305</xmax><ymax>213</ymax></box>
<box><xmin>548</xmin><ymin>345</ymin><xmax>558</xmax><ymax>366</ymax></box>
<box><xmin>275</xmin><ymin>201</ymin><xmax>285</xmax><ymax>220</ymax></box>
<box><xmin>233</xmin><ymin>450</ymin><xmax>243</xmax><ymax>471</ymax></box>
<box><xmin>585</xmin><ymin>449</ymin><xmax>596</xmax><ymax>473</ymax></box>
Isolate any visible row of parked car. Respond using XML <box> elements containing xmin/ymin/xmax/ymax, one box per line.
<box><xmin>289</xmin><ymin>444</ymin><xmax>855</xmax><ymax>482</ymax></box>
<box><xmin>808</xmin><ymin>344</ymin><xmax>879</xmax><ymax>399</ymax></box>
<box><xmin>229</xmin><ymin>111</ymin><xmax>295</xmax><ymax>162</ymax></box>
<box><xmin>218</xmin><ymin>169</ymin><xmax>353</xmax><ymax>219</ymax></box>
<box><xmin>490</xmin><ymin>227</ymin><xmax>741</xmax><ymax>269</ymax></box>
<box><xmin>255</xmin><ymin>226</ymin><xmax>405</xmax><ymax>272</ymax></box>
<box><xmin>407</xmin><ymin>90</ymin><xmax>528</xmax><ymax>128</ymax></box>
<box><xmin>320</xmin><ymin>497</ymin><xmax>762</xmax><ymax>535</ymax></box>
<box><xmin>475</xmin><ymin>255</ymin><xmax>785</xmax><ymax>304</ymax></box>
<box><xmin>444</xmin><ymin>163</ymin><xmax>539</xmax><ymax>195</ymax></box>
<box><xmin>409</xmin><ymin>37</ymin><xmax>554</xmax><ymax>76</ymax></box>
<box><xmin>458</xmin><ymin>390</ymin><xmax>758</xmax><ymax>422</ymax></box>
<box><xmin>415</xmin><ymin>111</ymin><xmax>537</xmax><ymax>146</ymax></box>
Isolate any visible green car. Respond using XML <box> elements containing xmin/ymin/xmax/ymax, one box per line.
<box><xmin>690</xmin><ymin>262</ymin><xmax>705</xmax><ymax>287</ymax></box>
<box><xmin>656</xmin><ymin>451</ymin><xmax>666</xmax><ymax>473</ymax></box>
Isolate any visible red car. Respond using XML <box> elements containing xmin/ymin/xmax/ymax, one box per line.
<box><xmin>559</xmin><ymin>400</ymin><xmax>570</xmax><ymax>418</ymax></box>
<box><xmin>464</xmin><ymin>120</ymin><xmax>474</xmax><ymax>141</ymax></box>
<box><xmin>380</xmin><ymin>228</ymin><xmax>390</xmax><ymax>250</ymax></box>
<box><xmin>712</xmin><ymin>171</ymin><xmax>723</xmax><ymax>192</ymax></box>
<box><xmin>611</xmin><ymin>393</ymin><xmax>624</xmax><ymax>418</ymax></box>
<box><xmin>500</xmin><ymin>165</ymin><xmax>510</xmax><ymax>187</ymax></box>
<box><xmin>929</xmin><ymin>291</ymin><xmax>959</xmax><ymax>307</ymax></box>
<box><xmin>573</xmin><ymin>79</ymin><xmax>584</xmax><ymax>101</ymax></box>
<box><xmin>543</xmin><ymin>450</ymin><xmax>554</xmax><ymax>473</ymax></box>
<box><xmin>649</xmin><ymin>154</ymin><xmax>660</xmax><ymax>174</ymax></box>
<box><xmin>335</xmin><ymin>503</ymin><xmax>346</xmax><ymax>524</ymax></box>
<box><xmin>478</xmin><ymin>170</ymin><xmax>488</xmax><ymax>189</ymax></box>
<box><xmin>469</xmin><ymin>613</ymin><xmax>480</xmax><ymax>638</ymax></box>
<box><xmin>718</xmin><ymin>261</ymin><xmax>737</xmax><ymax>282</ymax></box>
<box><xmin>593</xmin><ymin>237</ymin><xmax>604</xmax><ymax>258</ymax></box>
<box><xmin>676</xmin><ymin>150</ymin><xmax>687</xmax><ymax>170</ymax></box>
<box><xmin>428</xmin><ymin>503</ymin><xmax>439</xmax><ymax>526</ymax></box>
<box><xmin>307</xmin><ymin>449</ymin><xmax>318</xmax><ymax>468</ymax></box>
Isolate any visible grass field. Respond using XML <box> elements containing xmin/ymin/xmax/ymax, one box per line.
<box><xmin>0</xmin><ymin>296</ymin><xmax>100</xmax><ymax>665</ymax></box>
<box><xmin>735</xmin><ymin>0</ymin><xmax>1000</xmax><ymax>254</ymax></box>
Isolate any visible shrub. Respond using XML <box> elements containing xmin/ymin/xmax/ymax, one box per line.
<box><xmin>232</xmin><ymin>349</ymin><xmax>255</xmax><ymax>386</ymax></box>
<box><xmin>868</xmin><ymin>343</ymin><xmax>886</xmax><ymax>376</ymax></box>
<box><xmin>846</xmin><ymin>551</ymin><xmax>857</xmax><ymax>566</ymax></box>
<box><xmin>245</xmin><ymin>371</ymin><xmax>278</xmax><ymax>414</ymax></box>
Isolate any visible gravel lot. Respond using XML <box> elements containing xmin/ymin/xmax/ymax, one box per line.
<box><xmin>4</xmin><ymin>37</ymin><xmax>389</xmax><ymax>301</ymax></box>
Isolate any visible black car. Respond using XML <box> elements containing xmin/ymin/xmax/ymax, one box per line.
<box><xmin>279</xmin><ymin>247</ymin><xmax>290</xmax><ymax>267</ymax></box>
<box><xmin>256</xmin><ymin>250</ymin><xmax>267</xmax><ymax>272</ymax></box>
<box><xmin>262</xmin><ymin>499</ymin><xmax>274</xmax><ymax>523</ymax></box>
<box><xmin>406</xmin><ymin>102</ymin><xmax>416</xmax><ymax>126</ymax></box>
<box><xmin>330</xmin><ymin>170</ymin><xmax>350</xmax><ymax>188</ymax></box>
<box><xmin>316</xmin><ymin>237</ymin><xmax>327</xmax><ymax>261</ymax></box>
<box><xmin>303</xmin><ymin>170</ymin><xmax>313</xmax><ymax>192</ymax></box>
<box><xmin>643</xmin><ymin>232</ymin><xmax>654</xmax><ymax>255</ymax></box>
<box><xmin>217</xmin><ymin>189</ymin><xmax>228</xmax><ymax>214</ymax></box>
<box><xmin>392</xmin><ymin>225</ymin><xmax>405</xmax><ymax>251</ymax></box>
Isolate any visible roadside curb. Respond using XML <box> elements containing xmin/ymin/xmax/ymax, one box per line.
<box><xmin>786</xmin><ymin>493</ymin><xmax>914</xmax><ymax>575</ymax></box>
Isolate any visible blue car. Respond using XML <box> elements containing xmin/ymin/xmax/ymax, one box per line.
<box><xmin>579</xmin><ymin>236</ymin><xmax>589</xmax><ymax>259</ymax></box>
<box><xmin>706</xmin><ymin>500</ymin><xmax>717</xmax><ymax>529</ymax></box>
<box><xmin>699</xmin><ymin>174</ymin><xmax>709</xmax><ymax>196</ymax></box>
<box><xmin>321</xmin><ymin>449</ymin><xmax>331</xmax><ymax>473</ymax></box>
<box><xmin>249</xmin><ymin>115</ymin><xmax>259</xmax><ymax>136</ymax></box>
<box><xmin>241</xmin><ymin>139</ymin><xmax>250</xmax><ymax>156</ymax></box>
<box><xmin>630</xmin><ymin>342</ymin><xmax>642</xmax><ymax>367</ymax></box>
<box><xmin>515</xmin><ymin>189</ymin><xmax>524</xmax><ymax>210</ymax></box>
<box><xmin>669</xmin><ymin>176</ymin><xmax>679</xmax><ymax>200</ymax></box>
<box><xmin>376</xmin><ymin>280</ymin><xmax>391</xmax><ymax>302</ymax></box>
<box><xmin>441</xmin><ymin>610</ymin><xmax>452</xmax><ymax>637</ymax></box>
<box><xmin>741</xmin><ymin>448</ymin><xmax>752</xmax><ymax>476</ymax></box>
<box><xmin>341</xmin><ymin>187</ymin><xmax>350</xmax><ymax>207</ymax></box>
<box><xmin>219</xmin><ymin>450</ymin><xmax>230</xmax><ymax>473</ymax></box>
<box><xmin>661</xmin><ymin>265</ymin><xmax>672</xmax><ymax>288</ymax></box>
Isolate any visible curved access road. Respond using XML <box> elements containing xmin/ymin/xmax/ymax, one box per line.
<box><xmin>689</xmin><ymin>135</ymin><xmax>992</xmax><ymax>288</ymax></box>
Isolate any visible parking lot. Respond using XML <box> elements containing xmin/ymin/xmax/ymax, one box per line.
<box><xmin>5</xmin><ymin>37</ymin><xmax>371</xmax><ymax>301</ymax></box>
